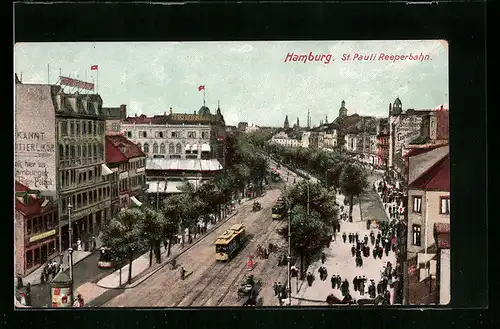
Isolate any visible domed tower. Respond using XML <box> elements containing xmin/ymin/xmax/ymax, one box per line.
<box><xmin>391</xmin><ymin>97</ymin><xmax>403</xmax><ymax>116</ymax></box>
<box><xmin>339</xmin><ymin>100</ymin><xmax>348</xmax><ymax>118</ymax></box>
<box><xmin>284</xmin><ymin>115</ymin><xmax>289</xmax><ymax>129</ymax></box>
<box><xmin>198</xmin><ymin>105</ymin><xmax>211</xmax><ymax>116</ymax></box>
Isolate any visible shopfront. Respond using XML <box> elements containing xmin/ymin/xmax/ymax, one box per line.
<box><xmin>24</xmin><ymin>230</ymin><xmax>58</xmax><ymax>274</ymax></box>
<box><xmin>60</xmin><ymin>208</ymin><xmax>107</xmax><ymax>250</ymax></box>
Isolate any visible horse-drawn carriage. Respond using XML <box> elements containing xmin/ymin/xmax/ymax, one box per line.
<box><xmin>252</xmin><ymin>201</ymin><xmax>261</xmax><ymax>212</ymax></box>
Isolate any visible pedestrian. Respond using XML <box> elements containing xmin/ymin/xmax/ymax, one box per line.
<box><xmin>355</xmin><ymin>233</ymin><xmax>359</xmax><ymax>243</ymax></box>
<box><xmin>306</xmin><ymin>273</ymin><xmax>314</xmax><ymax>287</ymax></box>
<box><xmin>377</xmin><ymin>281</ymin><xmax>383</xmax><ymax>295</ymax></box>
<box><xmin>337</xmin><ymin>222</ymin><xmax>341</xmax><ymax>233</ymax></box>
<box><xmin>180</xmin><ymin>267</ymin><xmax>186</xmax><ymax>280</ymax></box>
<box><xmin>264</xmin><ymin>248</ymin><xmax>269</xmax><ymax>259</ymax></box>
<box><xmin>378</xmin><ymin>247</ymin><xmax>383</xmax><ymax>259</ymax></box>
<box><xmin>359</xmin><ymin>256</ymin><xmax>363</xmax><ymax>267</ymax></box>
<box><xmin>353</xmin><ymin>276</ymin><xmax>358</xmax><ymax>291</ymax></box>
<box><xmin>73</xmin><ymin>294</ymin><xmax>85</xmax><ymax>307</ymax></box>
<box><xmin>331</xmin><ymin>275</ymin><xmax>337</xmax><ymax>289</ymax></box>
<box><xmin>359</xmin><ymin>278</ymin><xmax>365</xmax><ymax>296</ymax></box>
<box><xmin>348</xmin><ymin>233</ymin><xmax>352</xmax><ymax>244</ymax></box>
<box><xmin>321</xmin><ymin>252</ymin><xmax>326</xmax><ymax>264</ymax></box>
<box><xmin>372</xmin><ymin>247</ymin><xmax>377</xmax><ymax>259</ymax></box>
<box><xmin>370</xmin><ymin>232</ymin><xmax>375</xmax><ymax>245</ymax></box>
<box><xmin>40</xmin><ymin>269</ymin><xmax>45</xmax><ymax>284</ymax></box>
<box><xmin>364</xmin><ymin>235</ymin><xmax>368</xmax><ymax>245</ymax></box>
<box><xmin>351</xmin><ymin>245</ymin><xmax>356</xmax><ymax>257</ymax></box>
<box><xmin>349</xmin><ymin>215</ymin><xmax>353</xmax><ymax>223</ymax></box>
<box><xmin>337</xmin><ymin>275</ymin><xmax>342</xmax><ymax>289</ymax></box>
<box><xmin>277</xmin><ymin>282</ymin><xmax>283</xmax><ymax>295</ymax></box>
<box><xmin>342</xmin><ymin>232</ymin><xmax>347</xmax><ymax>243</ymax></box>
<box><xmin>369</xmin><ymin>280</ymin><xmax>376</xmax><ymax>299</ymax></box>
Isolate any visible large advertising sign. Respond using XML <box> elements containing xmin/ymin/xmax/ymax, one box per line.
<box><xmin>15</xmin><ymin>84</ymin><xmax>57</xmax><ymax>198</ymax></box>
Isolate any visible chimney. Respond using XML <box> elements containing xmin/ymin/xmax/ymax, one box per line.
<box><xmin>120</xmin><ymin>104</ymin><xmax>127</xmax><ymax>120</ymax></box>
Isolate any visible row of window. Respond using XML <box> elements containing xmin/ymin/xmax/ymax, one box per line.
<box><xmin>60</xmin><ymin>166</ymin><xmax>102</xmax><ymax>189</ymax></box>
<box><xmin>59</xmin><ymin>143</ymin><xmax>104</xmax><ymax>161</ymax></box>
<box><xmin>412</xmin><ymin>196</ymin><xmax>450</xmax><ymax>215</ymax></box>
<box><xmin>25</xmin><ymin>212</ymin><xmax>57</xmax><ymax>236</ymax></box>
<box><xmin>61</xmin><ymin>185</ymin><xmax>110</xmax><ymax>214</ymax></box>
<box><xmin>25</xmin><ymin>240</ymin><xmax>57</xmax><ymax>271</ymax></box>
<box><xmin>59</xmin><ymin>119</ymin><xmax>105</xmax><ymax>138</ymax></box>
<box><xmin>127</xmin><ymin>130</ymin><xmax>211</xmax><ymax>139</ymax></box>
<box><xmin>138</xmin><ymin>143</ymin><xmax>210</xmax><ymax>154</ymax></box>
<box><xmin>118</xmin><ymin>159</ymin><xmax>145</xmax><ymax>172</ymax></box>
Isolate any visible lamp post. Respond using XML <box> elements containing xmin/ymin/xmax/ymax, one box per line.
<box><xmin>68</xmin><ymin>200</ymin><xmax>73</xmax><ymax>258</ymax></box>
<box><xmin>287</xmin><ymin>208</ymin><xmax>292</xmax><ymax>306</ymax></box>
<box><xmin>68</xmin><ymin>247</ymin><xmax>74</xmax><ymax>282</ymax></box>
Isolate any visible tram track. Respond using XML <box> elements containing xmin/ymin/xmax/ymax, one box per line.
<box><xmin>189</xmin><ymin>218</ymin><xmax>285</xmax><ymax>306</ymax></box>
<box><xmin>174</xmin><ymin>208</ymin><xmax>285</xmax><ymax>307</ymax></box>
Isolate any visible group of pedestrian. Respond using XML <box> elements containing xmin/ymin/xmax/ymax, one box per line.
<box><xmin>318</xmin><ymin>266</ymin><xmax>328</xmax><ymax>281</ymax></box>
<box><xmin>40</xmin><ymin>260</ymin><xmax>61</xmax><ymax>283</ymax></box>
<box><xmin>273</xmin><ymin>281</ymin><xmax>289</xmax><ymax>305</ymax></box>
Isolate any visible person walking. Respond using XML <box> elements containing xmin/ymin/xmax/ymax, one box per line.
<box><xmin>73</xmin><ymin>294</ymin><xmax>85</xmax><ymax>307</ymax></box>
<box><xmin>273</xmin><ymin>282</ymin><xmax>278</xmax><ymax>296</ymax></box>
<box><xmin>320</xmin><ymin>252</ymin><xmax>326</xmax><ymax>264</ymax></box>
<box><xmin>342</xmin><ymin>232</ymin><xmax>347</xmax><ymax>243</ymax></box>
<box><xmin>331</xmin><ymin>274</ymin><xmax>337</xmax><ymax>289</ymax></box>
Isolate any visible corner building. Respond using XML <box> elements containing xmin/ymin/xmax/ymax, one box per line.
<box><xmin>15</xmin><ymin>75</ymin><xmax>112</xmax><ymax>252</ymax></box>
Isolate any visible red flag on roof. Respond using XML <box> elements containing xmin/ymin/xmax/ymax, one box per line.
<box><xmin>90</xmin><ymin>65</ymin><xmax>98</xmax><ymax>70</ymax></box>
<box><xmin>198</xmin><ymin>85</ymin><xmax>205</xmax><ymax>91</ymax></box>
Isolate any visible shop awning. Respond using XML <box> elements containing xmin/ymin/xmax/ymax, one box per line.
<box><xmin>101</xmin><ymin>164</ymin><xmax>113</xmax><ymax>176</ymax></box>
<box><xmin>201</xmin><ymin>143</ymin><xmax>211</xmax><ymax>152</ymax></box>
<box><xmin>185</xmin><ymin>144</ymin><xmax>191</xmax><ymax>151</ymax></box>
<box><xmin>130</xmin><ymin>196</ymin><xmax>142</xmax><ymax>207</ymax></box>
<box><xmin>191</xmin><ymin>144</ymin><xmax>199</xmax><ymax>151</ymax></box>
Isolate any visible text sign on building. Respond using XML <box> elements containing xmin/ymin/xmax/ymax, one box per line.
<box><xmin>29</xmin><ymin>229</ymin><xmax>56</xmax><ymax>243</ymax></box>
<box><xmin>394</xmin><ymin>116</ymin><xmax>423</xmax><ymax>155</ymax></box>
<box><xmin>15</xmin><ymin>85</ymin><xmax>57</xmax><ymax>197</ymax></box>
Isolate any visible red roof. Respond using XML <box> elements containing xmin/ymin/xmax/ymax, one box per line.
<box><xmin>105</xmin><ymin>135</ymin><xmax>146</xmax><ymax>164</ymax></box>
<box><xmin>15</xmin><ymin>181</ymin><xmax>30</xmax><ymax>192</ymax></box>
<box><xmin>408</xmin><ymin>154</ymin><xmax>450</xmax><ymax>191</ymax></box>
<box><xmin>15</xmin><ymin>181</ymin><xmax>54</xmax><ymax>216</ymax></box>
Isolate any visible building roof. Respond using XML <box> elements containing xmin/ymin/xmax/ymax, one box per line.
<box><xmin>15</xmin><ymin>181</ymin><xmax>53</xmax><ymax>216</ymax></box>
<box><xmin>122</xmin><ymin>111</ymin><xmax>224</xmax><ymax>126</ymax></box>
<box><xmin>146</xmin><ymin>158</ymin><xmax>223</xmax><ymax>172</ymax></box>
<box><xmin>408</xmin><ymin>153</ymin><xmax>450</xmax><ymax>191</ymax></box>
<box><xmin>105</xmin><ymin>135</ymin><xmax>146</xmax><ymax>164</ymax></box>
<box><xmin>434</xmin><ymin>223</ymin><xmax>450</xmax><ymax>249</ymax></box>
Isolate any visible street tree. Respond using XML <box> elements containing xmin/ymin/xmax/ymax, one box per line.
<box><xmin>278</xmin><ymin>204</ymin><xmax>329</xmax><ymax>276</ymax></box>
<box><xmin>138</xmin><ymin>207</ymin><xmax>165</xmax><ymax>266</ymax></box>
<box><xmin>101</xmin><ymin>208</ymin><xmax>144</xmax><ymax>285</ymax></box>
<box><xmin>339</xmin><ymin>162</ymin><xmax>369</xmax><ymax>216</ymax></box>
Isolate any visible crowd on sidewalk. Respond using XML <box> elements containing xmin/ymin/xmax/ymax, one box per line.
<box><xmin>374</xmin><ymin>176</ymin><xmax>406</xmax><ymax>222</ymax></box>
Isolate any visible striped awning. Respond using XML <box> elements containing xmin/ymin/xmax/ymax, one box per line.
<box><xmin>191</xmin><ymin>144</ymin><xmax>199</xmax><ymax>151</ymax></box>
<box><xmin>101</xmin><ymin>164</ymin><xmax>113</xmax><ymax>176</ymax></box>
<box><xmin>185</xmin><ymin>144</ymin><xmax>191</xmax><ymax>151</ymax></box>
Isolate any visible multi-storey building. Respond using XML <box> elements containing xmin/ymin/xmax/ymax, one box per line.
<box><xmin>15</xmin><ymin>181</ymin><xmax>59</xmax><ymax>276</ymax></box>
<box><xmin>121</xmin><ymin>105</ymin><xmax>226</xmax><ymax>164</ymax></box>
<box><xmin>15</xmin><ymin>75</ymin><xmax>112</xmax><ymax>252</ymax></box>
<box><xmin>270</xmin><ymin>131</ymin><xmax>300</xmax><ymax>148</ymax></box>
<box><xmin>103</xmin><ymin>104</ymin><xmax>127</xmax><ymax>136</ymax></box>
<box><xmin>377</xmin><ymin>118</ymin><xmax>390</xmax><ymax>168</ymax></box>
<box><xmin>405</xmin><ymin>145</ymin><xmax>449</xmax><ymax>305</ymax></box>
<box><xmin>105</xmin><ymin>135</ymin><xmax>147</xmax><ymax>216</ymax></box>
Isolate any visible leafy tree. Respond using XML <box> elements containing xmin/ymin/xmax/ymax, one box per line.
<box><xmin>137</xmin><ymin>208</ymin><xmax>165</xmax><ymax>266</ymax></box>
<box><xmin>101</xmin><ymin>208</ymin><xmax>144</xmax><ymax>284</ymax></box>
<box><xmin>278</xmin><ymin>205</ymin><xmax>329</xmax><ymax>276</ymax></box>
<box><xmin>339</xmin><ymin>162</ymin><xmax>369</xmax><ymax>216</ymax></box>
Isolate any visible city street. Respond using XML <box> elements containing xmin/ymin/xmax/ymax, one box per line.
<box><xmin>100</xmin><ymin>173</ymin><xmax>300</xmax><ymax>307</ymax></box>
<box><xmin>359</xmin><ymin>172</ymin><xmax>389</xmax><ymax>223</ymax></box>
<box><xmin>18</xmin><ymin>251</ymin><xmax>114</xmax><ymax>307</ymax></box>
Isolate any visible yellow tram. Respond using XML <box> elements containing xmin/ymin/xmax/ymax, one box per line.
<box><xmin>215</xmin><ymin>223</ymin><xmax>246</xmax><ymax>261</ymax></box>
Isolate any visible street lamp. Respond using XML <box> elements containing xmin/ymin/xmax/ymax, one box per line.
<box><xmin>67</xmin><ymin>200</ymin><xmax>73</xmax><ymax>256</ymax></box>
<box><xmin>287</xmin><ymin>208</ymin><xmax>292</xmax><ymax>306</ymax></box>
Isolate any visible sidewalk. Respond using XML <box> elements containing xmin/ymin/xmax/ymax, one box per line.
<box><xmin>291</xmin><ymin>193</ymin><xmax>397</xmax><ymax>305</ymax></box>
<box><xmin>16</xmin><ymin>236</ymin><xmax>102</xmax><ymax>287</ymax></box>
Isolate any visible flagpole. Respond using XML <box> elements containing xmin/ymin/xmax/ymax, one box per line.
<box><xmin>203</xmin><ymin>87</ymin><xmax>205</xmax><ymax>107</ymax></box>
<box><xmin>97</xmin><ymin>69</ymin><xmax>99</xmax><ymax>95</ymax></box>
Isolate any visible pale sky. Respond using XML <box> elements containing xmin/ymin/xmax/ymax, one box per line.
<box><xmin>14</xmin><ymin>40</ymin><xmax>448</xmax><ymax>126</ymax></box>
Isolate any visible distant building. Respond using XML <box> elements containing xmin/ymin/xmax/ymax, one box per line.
<box><xmin>105</xmin><ymin>135</ymin><xmax>147</xmax><ymax>216</ymax></box>
<box><xmin>237</xmin><ymin>122</ymin><xmax>249</xmax><ymax>132</ymax></box>
<box><xmin>283</xmin><ymin>115</ymin><xmax>290</xmax><ymax>129</ymax></box>
<box><xmin>377</xmin><ymin>118</ymin><xmax>390</xmax><ymax>168</ymax></box>
<box><xmin>103</xmin><ymin>104</ymin><xmax>127</xmax><ymax>136</ymax></box>
<box><xmin>270</xmin><ymin>131</ymin><xmax>300</xmax><ymax>148</ymax></box>
<box><xmin>15</xmin><ymin>181</ymin><xmax>58</xmax><ymax>276</ymax></box>
<box><xmin>246</xmin><ymin>123</ymin><xmax>261</xmax><ymax>133</ymax></box>
<box><xmin>405</xmin><ymin>146</ymin><xmax>449</xmax><ymax>305</ymax></box>
<box><xmin>225</xmin><ymin>125</ymin><xmax>238</xmax><ymax>134</ymax></box>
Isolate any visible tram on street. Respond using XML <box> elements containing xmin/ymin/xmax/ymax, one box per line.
<box><xmin>271</xmin><ymin>204</ymin><xmax>286</xmax><ymax>219</ymax></box>
<box><xmin>215</xmin><ymin>223</ymin><xmax>246</xmax><ymax>261</ymax></box>
<box><xmin>97</xmin><ymin>246</ymin><xmax>114</xmax><ymax>268</ymax></box>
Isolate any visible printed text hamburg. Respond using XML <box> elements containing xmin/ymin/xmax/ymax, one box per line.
<box><xmin>284</xmin><ymin>52</ymin><xmax>431</xmax><ymax>64</ymax></box>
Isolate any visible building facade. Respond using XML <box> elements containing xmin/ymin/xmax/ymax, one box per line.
<box><xmin>270</xmin><ymin>131</ymin><xmax>300</xmax><ymax>148</ymax></box>
<box><xmin>405</xmin><ymin>147</ymin><xmax>449</xmax><ymax>305</ymax></box>
<box><xmin>105</xmin><ymin>135</ymin><xmax>147</xmax><ymax>216</ymax></box>
<box><xmin>121</xmin><ymin>105</ymin><xmax>226</xmax><ymax>164</ymax></box>
<box><xmin>377</xmin><ymin>118</ymin><xmax>390</xmax><ymax>168</ymax></box>
<box><xmin>15</xmin><ymin>77</ymin><xmax>112</xmax><ymax>253</ymax></box>
<box><xmin>15</xmin><ymin>182</ymin><xmax>59</xmax><ymax>276</ymax></box>
<box><xmin>103</xmin><ymin>104</ymin><xmax>127</xmax><ymax>136</ymax></box>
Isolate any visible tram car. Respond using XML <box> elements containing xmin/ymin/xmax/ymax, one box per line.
<box><xmin>215</xmin><ymin>223</ymin><xmax>246</xmax><ymax>261</ymax></box>
<box><xmin>97</xmin><ymin>247</ymin><xmax>114</xmax><ymax>268</ymax></box>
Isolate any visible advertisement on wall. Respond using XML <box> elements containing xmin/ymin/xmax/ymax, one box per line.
<box><xmin>51</xmin><ymin>286</ymin><xmax>73</xmax><ymax>308</ymax></box>
<box><xmin>394</xmin><ymin>116</ymin><xmax>423</xmax><ymax>156</ymax></box>
<box><xmin>15</xmin><ymin>84</ymin><xmax>57</xmax><ymax>198</ymax></box>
